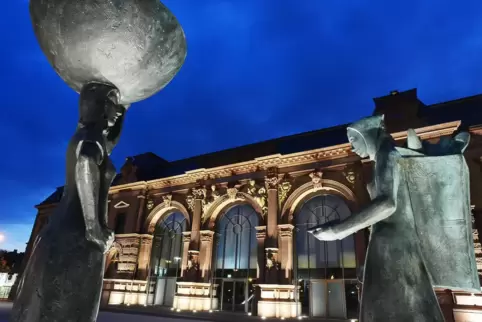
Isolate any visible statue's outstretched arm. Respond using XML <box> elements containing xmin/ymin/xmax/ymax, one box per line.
<box><xmin>76</xmin><ymin>140</ymin><xmax>108</xmax><ymax>250</ymax></box>
<box><xmin>332</xmin><ymin>195</ymin><xmax>396</xmax><ymax>239</ymax></box>
<box><xmin>309</xmin><ymin>156</ymin><xmax>399</xmax><ymax>241</ymax></box>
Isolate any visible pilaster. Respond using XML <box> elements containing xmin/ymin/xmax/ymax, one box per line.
<box><xmin>135</xmin><ymin>234</ymin><xmax>153</xmax><ymax>280</ymax></box>
<box><xmin>278</xmin><ymin>224</ymin><xmax>294</xmax><ymax>283</ymax></box>
<box><xmin>199</xmin><ymin>230</ymin><xmax>215</xmax><ymax>282</ymax></box>
<box><xmin>180</xmin><ymin>232</ymin><xmax>191</xmax><ymax>278</ymax></box>
<box><xmin>255</xmin><ymin>226</ymin><xmax>266</xmax><ymax>281</ymax></box>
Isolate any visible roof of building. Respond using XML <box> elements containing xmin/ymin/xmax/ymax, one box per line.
<box><xmin>38</xmin><ymin>89</ymin><xmax>482</xmax><ymax>206</ymax></box>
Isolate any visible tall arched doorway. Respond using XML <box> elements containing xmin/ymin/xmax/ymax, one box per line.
<box><xmin>212</xmin><ymin>204</ymin><xmax>260</xmax><ymax>313</ymax></box>
<box><xmin>148</xmin><ymin>212</ymin><xmax>186</xmax><ymax>307</ymax></box>
<box><xmin>293</xmin><ymin>194</ymin><xmax>357</xmax><ymax>319</ymax></box>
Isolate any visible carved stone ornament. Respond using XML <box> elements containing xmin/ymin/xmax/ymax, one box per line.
<box><xmin>162</xmin><ymin>194</ymin><xmax>172</xmax><ymax>208</ymax></box>
<box><xmin>192</xmin><ymin>188</ymin><xmax>207</xmax><ymax>200</ymax></box>
<box><xmin>247</xmin><ymin>180</ymin><xmax>268</xmax><ymax>214</ymax></box>
<box><xmin>264</xmin><ymin>176</ymin><xmax>280</xmax><ymax>190</ymax></box>
<box><xmin>278</xmin><ymin>181</ymin><xmax>292</xmax><ymax>207</ymax></box>
<box><xmin>227</xmin><ymin>187</ymin><xmax>238</xmax><ymax>200</ymax></box>
<box><xmin>146</xmin><ymin>199</ymin><xmax>154</xmax><ymax>210</ymax></box>
<box><xmin>344</xmin><ymin>170</ymin><xmax>356</xmax><ymax>185</ymax></box>
<box><xmin>202</xmin><ymin>185</ymin><xmax>221</xmax><ymax>222</ymax></box>
<box><xmin>309</xmin><ymin>171</ymin><xmax>323</xmax><ymax>190</ymax></box>
<box><xmin>186</xmin><ymin>194</ymin><xmax>195</xmax><ymax>212</ymax></box>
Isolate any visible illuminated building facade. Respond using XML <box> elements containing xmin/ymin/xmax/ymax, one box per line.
<box><xmin>23</xmin><ymin>89</ymin><xmax>482</xmax><ymax>320</ymax></box>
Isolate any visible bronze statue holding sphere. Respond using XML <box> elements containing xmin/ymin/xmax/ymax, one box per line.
<box><xmin>10</xmin><ymin>0</ymin><xmax>187</xmax><ymax>321</ymax></box>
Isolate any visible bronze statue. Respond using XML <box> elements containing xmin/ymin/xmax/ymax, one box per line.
<box><xmin>11</xmin><ymin>83</ymin><xmax>126</xmax><ymax>322</ymax></box>
<box><xmin>12</xmin><ymin>0</ymin><xmax>186</xmax><ymax>320</ymax></box>
<box><xmin>308</xmin><ymin>115</ymin><xmax>480</xmax><ymax>321</ymax></box>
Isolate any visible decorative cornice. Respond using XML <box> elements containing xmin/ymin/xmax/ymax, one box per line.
<box><xmin>38</xmin><ymin>122</ymin><xmax>462</xmax><ymax>209</ymax></box>
<box><xmin>101</xmin><ymin>122</ymin><xmax>460</xmax><ymax>197</ymax></box>
<box><xmin>109</xmin><ymin>182</ymin><xmax>148</xmax><ymax>194</ymax></box>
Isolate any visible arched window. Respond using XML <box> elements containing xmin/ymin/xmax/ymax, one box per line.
<box><xmin>295</xmin><ymin>194</ymin><xmax>356</xmax><ymax>279</ymax></box>
<box><xmin>150</xmin><ymin>212</ymin><xmax>186</xmax><ymax>277</ymax></box>
<box><xmin>214</xmin><ymin>204</ymin><xmax>259</xmax><ymax>278</ymax></box>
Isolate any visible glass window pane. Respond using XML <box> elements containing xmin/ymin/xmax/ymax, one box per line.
<box><xmin>215</xmin><ymin>205</ymin><xmax>259</xmax><ymax>276</ymax></box>
<box><xmin>295</xmin><ymin>195</ymin><xmax>356</xmax><ymax>272</ymax></box>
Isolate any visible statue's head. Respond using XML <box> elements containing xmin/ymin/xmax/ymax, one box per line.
<box><xmin>79</xmin><ymin>82</ymin><xmax>122</xmax><ymax>127</ymax></box>
<box><xmin>347</xmin><ymin>114</ymin><xmax>388</xmax><ymax>160</ymax></box>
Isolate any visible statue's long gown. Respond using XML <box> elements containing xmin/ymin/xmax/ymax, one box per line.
<box><xmin>10</xmin><ymin>127</ymin><xmax>116</xmax><ymax>322</ymax></box>
<box><xmin>360</xmin><ymin>149</ymin><xmax>445</xmax><ymax>322</ymax></box>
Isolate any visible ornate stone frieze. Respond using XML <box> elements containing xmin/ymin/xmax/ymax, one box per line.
<box><xmin>278</xmin><ymin>181</ymin><xmax>292</xmax><ymax>208</ymax></box>
<box><xmin>143</xmin><ymin>122</ymin><xmax>460</xmax><ymax>191</ymax></box>
<box><xmin>246</xmin><ymin>180</ymin><xmax>268</xmax><ymax>214</ymax></box>
<box><xmin>162</xmin><ymin>194</ymin><xmax>172</xmax><ymax>207</ymax></box>
<box><xmin>309</xmin><ymin>171</ymin><xmax>323</xmax><ymax>190</ymax></box>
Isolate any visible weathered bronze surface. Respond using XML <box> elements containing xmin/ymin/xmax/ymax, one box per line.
<box><xmin>10</xmin><ymin>83</ymin><xmax>126</xmax><ymax>322</ymax></box>
<box><xmin>308</xmin><ymin>115</ymin><xmax>480</xmax><ymax>321</ymax></box>
<box><xmin>29</xmin><ymin>0</ymin><xmax>187</xmax><ymax>104</ymax></box>
<box><xmin>11</xmin><ymin>1</ymin><xmax>186</xmax><ymax>320</ymax></box>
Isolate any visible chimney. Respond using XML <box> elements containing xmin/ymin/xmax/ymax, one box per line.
<box><xmin>372</xmin><ymin>88</ymin><xmax>426</xmax><ymax>132</ymax></box>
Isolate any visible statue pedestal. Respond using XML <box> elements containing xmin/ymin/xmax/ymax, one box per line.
<box><xmin>173</xmin><ymin>282</ymin><xmax>218</xmax><ymax>311</ymax></box>
<box><xmin>256</xmin><ymin>284</ymin><xmax>301</xmax><ymax>318</ymax></box>
<box><xmin>101</xmin><ymin>279</ymin><xmax>154</xmax><ymax>306</ymax></box>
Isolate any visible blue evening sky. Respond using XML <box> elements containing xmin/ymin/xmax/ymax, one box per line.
<box><xmin>1</xmin><ymin>0</ymin><xmax>482</xmax><ymax>251</ymax></box>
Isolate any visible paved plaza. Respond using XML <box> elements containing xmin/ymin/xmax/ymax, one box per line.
<box><xmin>0</xmin><ymin>302</ymin><xmax>209</xmax><ymax>322</ymax></box>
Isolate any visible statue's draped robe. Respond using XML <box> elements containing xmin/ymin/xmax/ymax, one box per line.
<box><xmin>10</xmin><ymin>128</ymin><xmax>116</xmax><ymax>322</ymax></box>
<box><xmin>399</xmin><ymin>152</ymin><xmax>479</xmax><ymax>292</ymax></box>
<box><xmin>360</xmin><ymin>148</ymin><xmax>480</xmax><ymax>322</ymax></box>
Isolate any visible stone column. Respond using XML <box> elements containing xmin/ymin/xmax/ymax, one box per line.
<box><xmin>180</xmin><ymin>232</ymin><xmax>191</xmax><ymax>278</ymax></box>
<box><xmin>136</xmin><ymin>234</ymin><xmax>153</xmax><ymax>280</ymax></box>
<box><xmin>199</xmin><ymin>230</ymin><xmax>215</xmax><ymax>282</ymax></box>
<box><xmin>278</xmin><ymin>224</ymin><xmax>294</xmax><ymax>284</ymax></box>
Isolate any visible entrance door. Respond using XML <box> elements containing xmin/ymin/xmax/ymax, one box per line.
<box><xmin>310</xmin><ymin>279</ymin><xmax>346</xmax><ymax>318</ymax></box>
<box><xmin>221</xmin><ymin>280</ymin><xmax>251</xmax><ymax>312</ymax></box>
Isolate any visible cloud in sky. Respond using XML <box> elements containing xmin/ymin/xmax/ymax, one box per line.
<box><xmin>1</xmin><ymin>0</ymin><xmax>482</xmax><ymax>251</ymax></box>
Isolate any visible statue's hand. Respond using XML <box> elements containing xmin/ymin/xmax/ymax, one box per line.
<box><xmin>308</xmin><ymin>223</ymin><xmax>339</xmax><ymax>241</ymax></box>
<box><xmin>86</xmin><ymin>226</ymin><xmax>115</xmax><ymax>253</ymax></box>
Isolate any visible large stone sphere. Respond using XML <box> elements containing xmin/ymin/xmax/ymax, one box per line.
<box><xmin>30</xmin><ymin>0</ymin><xmax>187</xmax><ymax>104</ymax></box>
